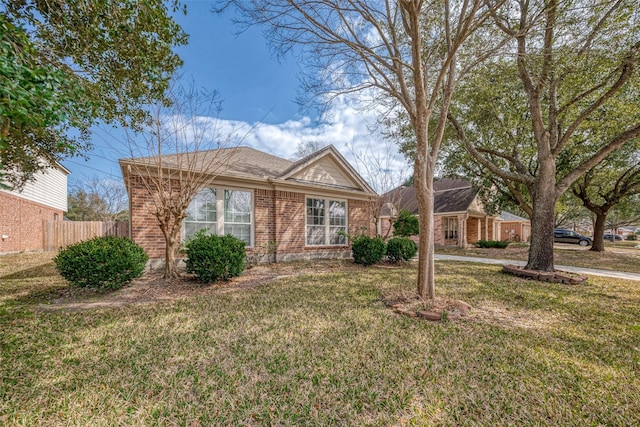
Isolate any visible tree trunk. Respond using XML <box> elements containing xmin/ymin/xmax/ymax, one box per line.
<box><xmin>526</xmin><ymin>161</ymin><xmax>557</xmax><ymax>272</ymax></box>
<box><xmin>415</xmin><ymin>152</ymin><xmax>436</xmax><ymax>299</ymax></box>
<box><xmin>416</xmin><ymin>177</ymin><xmax>436</xmax><ymax>299</ymax></box>
<box><xmin>162</xmin><ymin>225</ymin><xmax>179</xmax><ymax>279</ymax></box>
<box><xmin>590</xmin><ymin>212</ymin><xmax>608</xmax><ymax>252</ymax></box>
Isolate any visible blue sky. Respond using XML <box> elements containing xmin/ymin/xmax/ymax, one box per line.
<box><xmin>62</xmin><ymin>1</ymin><xmax>407</xmax><ymax>190</ymax></box>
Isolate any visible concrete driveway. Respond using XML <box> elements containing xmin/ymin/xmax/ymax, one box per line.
<box><xmin>434</xmin><ymin>254</ymin><xmax>640</xmax><ymax>282</ymax></box>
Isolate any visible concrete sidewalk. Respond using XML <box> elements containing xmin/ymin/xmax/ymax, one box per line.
<box><xmin>434</xmin><ymin>254</ymin><xmax>640</xmax><ymax>282</ymax></box>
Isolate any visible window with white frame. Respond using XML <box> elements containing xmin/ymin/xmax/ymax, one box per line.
<box><xmin>184</xmin><ymin>188</ymin><xmax>217</xmax><ymax>239</ymax></box>
<box><xmin>224</xmin><ymin>189</ymin><xmax>252</xmax><ymax>244</ymax></box>
<box><xmin>444</xmin><ymin>217</ymin><xmax>458</xmax><ymax>241</ymax></box>
<box><xmin>306</xmin><ymin>197</ymin><xmax>347</xmax><ymax>246</ymax></box>
<box><xmin>184</xmin><ymin>188</ymin><xmax>253</xmax><ymax>246</ymax></box>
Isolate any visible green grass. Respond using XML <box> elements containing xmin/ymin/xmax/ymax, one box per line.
<box><xmin>1</xmin><ymin>253</ymin><xmax>639</xmax><ymax>425</ymax></box>
<box><xmin>436</xmin><ymin>243</ymin><xmax>640</xmax><ymax>274</ymax></box>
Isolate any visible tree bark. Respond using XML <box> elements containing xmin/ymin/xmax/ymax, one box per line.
<box><xmin>404</xmin><ymin>0</ymin><xmax>436</xmax><ymax>300</ymax></box>
<box><xmin>526</xmin><ymin>159</ymin><xmax>556</xmax><ymax>272</ymax></box>
<box><xmin>590</xmin><ymin>212</ymin><xmax>608</xmax><ymax>252</ymax></box>
<box><xmin>161</xmin><ymin>224</ymin><xmax>179</xmax><ymax>279</ymax></box>
<box><xmin>415</xmin><ymin>157</ymin><xmax>436</xmax><ymax>299</ymax></box>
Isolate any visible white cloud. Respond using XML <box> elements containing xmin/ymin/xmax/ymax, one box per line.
<box><xmin>76</xmin><ymin>94</ymin><xmax>409</xmax><ymax>193</ymax></box>
<box><xmin>208</xmin><ymin>93</ymin><xmax>410</xmax><ymax>192</ymax></box>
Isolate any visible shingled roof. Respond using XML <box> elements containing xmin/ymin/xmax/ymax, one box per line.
<box><xmin>120</xmin><ymin>147</ymin><xmax>293</xmax><ymax>180</ymax></box>
<box><xmin>119</xmin><ymin>145</ymin><xmax>376</xmax><ymax>194</ymax></box>
<box><xmin>380</xmin><ymin>179</ymin><xmax>480</xmax><ymax>216</ymax></box>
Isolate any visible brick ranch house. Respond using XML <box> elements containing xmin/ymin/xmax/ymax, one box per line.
<box><xmin>498</xmin><ymin>211</ymin><xmax>531</xmax><ymax>242</ymax></box>
<box><xmin>0</xmin><ymin>163</ymin><xmax>68</xmax><ymax>253</ymax></box>
<box><xmin>379</xmin><ymin>179</ymin><xmax>500</xmax><ymax>247</ymax></box>
<box><xmin>119</xmin><ymin>145</ymin><xmax>377</xmax><ymax>263</ymax></box>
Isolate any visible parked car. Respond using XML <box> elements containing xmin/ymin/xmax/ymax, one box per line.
<box><xmin>553</xmin><ymin>229</ymin><xmax>592</xmax><ymax>246</ymax></box>
<box><xmin>604</xmin><ymin>233</ymin><xmax>624</xmax><ymax>241</ymax></box>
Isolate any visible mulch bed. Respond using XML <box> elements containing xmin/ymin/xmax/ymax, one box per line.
<box><xmin>383</xmin><ymin>292</ymin><xmax>472</xmax><ymax>322</ymax></box>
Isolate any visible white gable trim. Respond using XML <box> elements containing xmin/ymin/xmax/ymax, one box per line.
<box><xmin>278</xmin><ymin>146</ymin><xmax>376</xmax><ymax>194</ymax></box>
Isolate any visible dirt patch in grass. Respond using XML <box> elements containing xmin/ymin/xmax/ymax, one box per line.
<box><xmin>383</xmin><ymin>290</ymin><xmax>472</xmax><ymax>321</ymax></box>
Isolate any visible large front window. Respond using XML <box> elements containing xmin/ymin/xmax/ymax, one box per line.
<box><xmin>306</xmin><ymin>197</ymin><xmax>347</xmax><ymax>246</ymax></box>
<box><xmin>184</xmin><ymin>188</ymin><xmax>253</xmax><ymax>246</ymax></box>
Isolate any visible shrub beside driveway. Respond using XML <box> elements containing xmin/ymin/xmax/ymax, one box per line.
<box><xmin>1</xmin><ymin>252</ymin><xmax>639</xmax><ymax>425</ymax></box>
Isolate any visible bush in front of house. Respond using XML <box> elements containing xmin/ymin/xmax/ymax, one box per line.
<box><xmin>54</xmin><ymin>236</ymin><xmax>148</xmax><ymax>290</ymax></box>
<box><xmin>392</xmin><ymin>209</ymin><xmax>419</xmax><ymax>237</ymax></box>
<box><xmin>351</xmin><ymin>235</ymin><xmax>386</xmax><ymax>266</ymax></box>
<box><xmin>184</xmin><ymin>231</ymin><xmax>246</xmax><ymax>283</ymax></box>
<box><xmin>386</xmin><ymin>237</ymin><xmax>418</xmax><ymax>262</ymax></box>
<box><xmin>476</xmin><ymin>239</ymin><xmax>510</xmax><ymax>249</ymax></box>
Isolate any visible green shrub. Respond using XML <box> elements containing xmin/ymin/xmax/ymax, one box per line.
<box><xmin>627</xmin><ymin>234</ymin><xmax>638</xmax><ymax>241</ymax></box>
<box><xmin>351</xmin><ymin>235</ymin><xmax>386</xmax><ymax>266</ymax></box>
<box><xmin>476</xmin><ymin>239</ymin><xmax>510</xmax><ymax>249</ymax></box>
<box><xmin>386</xmin><ymin>237</ymin><xmax>418</xmax><ymax>262</ymax></box>
<box><xmin>184</xmin><ymin>231</ymin><xmax>246</xmax><ymax>283</ymax></box>
<box><xmin>54</xmin><ymin>236</ymin><xmax>148</xmax><ymax>290</ymax></box>
<box><xmin>392</xmin><ymin>209</ymin><xmax>419</xmax><ymax>237</ymax></box>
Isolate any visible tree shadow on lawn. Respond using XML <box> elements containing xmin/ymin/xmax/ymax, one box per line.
<box><xmin>0</xmin><ymin>262</ymin><xmax>59</xmax><ymax>280</ymax></box>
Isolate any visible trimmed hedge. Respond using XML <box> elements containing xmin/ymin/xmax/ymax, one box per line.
<box><xmin>184</xmin><ymin>231</ymin><xmax>246</xmax><ymax>283</ymax></box>
<box><xmin>392</xmin><ymin>209</ymin><xmax>419</xmax><ymax>237</ymax></box>
<box><xmin>476</xmin><ymin>239</ymin><xmax>510</xmax><ymax>249</ymax></box>
<box><xmin>386</xmin><ymin>237</ymin><xmax>418</xmax><ymax>262</ymax></box>
<box><xmin>54</xmin><ymin>236</ymin><xmax>148</xmax><ymax>290</ymax></box>
<box><xmin>351</xmin><ymin>235</ymin><xmax>386</xmax><ymax>266</ymax></box>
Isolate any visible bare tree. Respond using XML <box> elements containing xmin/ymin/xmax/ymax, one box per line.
<box><xmin>120</xmin><ymin>79</ymin><xmax>238</xmax><ymax>279</ymax></box>
<box><xmin>346</xmin><ymin>139</ymin><xmax>410</xmax><ymax>237</ymax></box>
<box><xmin>221</xmin><ymin>0</ymin><xmax>503</xmax><ymax>299</ymax></box>
<box><xmin>293</xmin><ymin>140</ymin><xmax>328</xmax><ymax>159</ymax></box>
<box><xmin>67</xmin><ymin>177</ymin><xmax>128</xmax><ymax>221</ymax></box>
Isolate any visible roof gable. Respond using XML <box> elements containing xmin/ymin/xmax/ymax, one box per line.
<box><xmin>380</xmin><ymin>179</ymin><xmax>487</xmax><ymax>216</ymax></box>
<box><xmin>279</xmin><ymin>145</ymin><xmax>375</xmax><ymax>193</ymax></box>
<box><xmin>120</xmin><ymin>145</ymin><xmax>376</xmax><ymax>196</ymax></box>
<box><xmin>499</xmin><ymin>211</ymin><xmax>530</xmax><ymax>222</ymax></box>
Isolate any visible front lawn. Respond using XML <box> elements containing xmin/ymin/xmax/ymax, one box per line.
<box><xmin>1</xmin><ymin>253</ymin><xmax>639</xmax><ymax>425</ymax></box>
<box><xmin>437</xmin><ymin>242</ymin><xmax>640</xmax><ymax>274</ymax></box>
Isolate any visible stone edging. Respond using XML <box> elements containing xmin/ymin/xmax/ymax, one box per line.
<box><xmin>502</xmin><ymin>264</ymin><xmax>587</xmax><ymax>284</ymax></box>
<box><xmin>386</xmin><ymin>300</ymin><xmax>472</xmax><ymax>322</ymax></box>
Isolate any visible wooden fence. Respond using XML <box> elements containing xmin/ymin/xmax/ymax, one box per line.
<box><xmin>43</xmin><ymin>221</ymin><xmax>130</xmax><ymax>251</ymax></box>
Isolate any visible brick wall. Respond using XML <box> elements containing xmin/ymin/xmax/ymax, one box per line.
<box><xmin>348</xmin><ymin>199</ymin><xmax>375</xmax><ymax>237</ymax></box>
<box><xmin>128</xmin><ymin>176</ymin><xmax>167</xmax><ymax>260</ymax></box>
<box><xmin>0</xmin><ymin>191</ymin><xmax>63</xmax><ymax>252</ymax></box>
<box><xmin>128</xmin><ymin>178</ymin><xmax>375</xmax><ymax>263</ymax></box>
<box><xmin>434</xmin><ymin>216</ymin><xmax>443</xmax><ymax>245</ymax></box>
<box><xmin>274</xmin><ymin>190</ymin><xmax>306</xmax><ymax>257</ymax></box>
<box><xmin>467</xmin><ymin>217</ymin><xmax>479</xmax><ymax>243</ymax></box>
<box><xmin>501</xmin><ymin>221</ymin><xmax>530</xmax><ymax>242</ymax></box>
<box><xmin>254</xmin><ymin>189</ymin><xmax>276</xmax><ymax>249</ymax></box>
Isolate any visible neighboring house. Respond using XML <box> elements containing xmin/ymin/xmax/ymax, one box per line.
<box><xmin>498</xmin><ymin>211</ymin><xmax>531</xmax><ymax>242</ymax></box>
<box><xmin>0</xmin><ymin>164</ymin><xmax>69</xmax><ymax>253</ymax></box>
<box><xmin>119</xmin><ymin>145</ymin><xmax>377</xmax><ymax>263</ymax></box>
<box><xmin>614</xmin><ymin>226</ymin><xmax>638</xmax><ymax>240</ymax></box>
<box><xmin>379</xmin><ymin>179</ymin><xmax>499</xmax><ymax>247</ymax></box>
